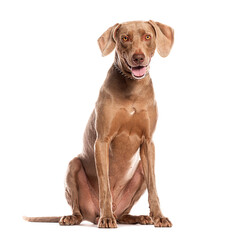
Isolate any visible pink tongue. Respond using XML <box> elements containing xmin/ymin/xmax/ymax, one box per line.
<box><xmin>132</xmin><ymin>66</ymin><xmax>146</xmax><ymax>77</ymax></box>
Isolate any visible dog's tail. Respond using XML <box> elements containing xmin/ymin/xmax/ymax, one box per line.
<box><xmin>23</xmin><ymin>216</ymin><xmax>61</xmax><ymax>222</ymax></box>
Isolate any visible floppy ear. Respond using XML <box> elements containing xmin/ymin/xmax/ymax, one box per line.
<box><xmin>149</xmin><ymin>20</ymin><xmax>174</xmax><ymax>57</ymax></box>
<box><xmin>97</xmin><ymin>23</ymin><xmax>120</xmax><ymax>57</ymax></box>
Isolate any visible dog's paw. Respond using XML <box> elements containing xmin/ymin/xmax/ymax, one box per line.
<box><xmin>153</xmin><ymin>216</ymin><xmax>172</xmax><ymax>227</ymax></box>
<box><xmin>59</xmin><ymin>215</ymin><xmax>83</xmax><ymax>225</ymax></box>
<box><xmin>138</xmin><ymin>215</ymin><xmax>154</xmax><ymax>225</ymax></box>
<box><xmin>98</xmin><ymin>216</ymin><xmax>117</xmax><ymax>228</ymax></box>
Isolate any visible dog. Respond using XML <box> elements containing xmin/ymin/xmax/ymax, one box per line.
<box><xmin>24</xmin><ymin>20</ymin><xmax>174</xmax><ymax>228</ymax></box>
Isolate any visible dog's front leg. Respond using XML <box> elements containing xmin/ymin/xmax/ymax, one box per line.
<box><xmin>140</xmin><ymin>139</ymin><xmax>172</xmax><ymax>227</ymax></box>
<box><xmin>94</xmin><ymin>139</ymin><xmax>117</xmax><ymax>228</ymax></box>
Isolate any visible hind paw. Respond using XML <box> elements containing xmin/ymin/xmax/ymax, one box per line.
<box><xmin>138</xmin><ymin>215</ymin><xmax>154</xmax><ymax>225</ymax></box>
<box><xmin>59</xmin><ymin>214</ymin><xmax>83</xmax><ymax>225</ymax></box>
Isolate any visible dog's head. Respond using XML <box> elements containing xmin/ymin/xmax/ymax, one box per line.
<box><xmin>98</xmin><ymin>20</ymin><xmax>174</xmax><ymax>80</ymax></box>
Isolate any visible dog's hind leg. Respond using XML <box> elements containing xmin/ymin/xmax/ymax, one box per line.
<box><xmin>59</xmin><ymin>157</ymin><xmax>98</xmax><ymax>225</ymax></box>
<box><xmin>59</xmin><ymin>157</ymin><xmax>83</xmax><ymax>225</ymax></box>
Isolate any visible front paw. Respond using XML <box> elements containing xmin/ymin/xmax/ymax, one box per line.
<box><xmin>153</xmin><ymin>216</ymin><xmax>172</xmax><ymax>227</ymax></box>
<box><xmin>98</xmin><ymin>216</ymin><xmax>117</xmax><ymax>228</ymax></box>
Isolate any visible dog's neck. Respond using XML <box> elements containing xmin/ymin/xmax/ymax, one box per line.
<box><xmin>113</xmin><ymin>62</ymin><xmax>135</xmax><ymax>81</ymax></box>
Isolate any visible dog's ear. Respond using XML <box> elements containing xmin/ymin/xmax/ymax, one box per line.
<box><xmin>98</xmin><ymin>23</ymin><xmax>120</xmax><ymax>57</ymax></box>
<box><xmin>149</xmin><ymin>20</ymin><xmax>174</xmax><ymax>58</ymax></box>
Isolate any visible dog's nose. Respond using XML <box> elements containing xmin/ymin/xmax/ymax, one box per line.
<box><xmin>132</xmin><ymin>54</ymin><xmax>145</xmax><ymax>65</ymax></box>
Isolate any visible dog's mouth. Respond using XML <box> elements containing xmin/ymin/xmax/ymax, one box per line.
<box><xmin>124</xmin><ymin>59</ymin><xmax>149</xmax><ymax>80</ymax></box>
<box><xmin>131</xmin><ymin>66</ymin><xmax>147</xmax><ymax>79</ymax></box>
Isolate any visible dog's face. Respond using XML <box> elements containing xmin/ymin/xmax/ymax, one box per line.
<box><xmin>98</xmin><ymin>20</ymin><xmax>174</xmax><ymax>80</ymax></box>
<box><xmin>114</xmin><ymin>22</ymin><xmax>157</xmax><ymax>79</ymax></box>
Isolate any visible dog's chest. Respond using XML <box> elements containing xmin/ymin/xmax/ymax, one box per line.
<box><xmin>115</xmin><ymin>106</ymin><xmax>151</xmax><ymax>139</ymax></box>
<box><xmin>109</xmin><ymin>108</ymin><xmax>149</xmax><ymax>161</ymax></box>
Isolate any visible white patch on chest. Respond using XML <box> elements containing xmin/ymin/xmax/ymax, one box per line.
<box><xmin>129</xmin><ymin>107</ymin><xmax>136</xmax><ymax>115</ymax></box>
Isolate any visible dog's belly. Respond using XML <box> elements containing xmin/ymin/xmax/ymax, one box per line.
<box><xmin>109</xmin><ymin>131</ymin><xmax>142</xmax><ymax>181</ymax></box>
<box><xmin>108</xmin><ymin>132</ymin><xmax>146</xmax><ymax>216</ymax></box>
<box><xmin>108</xmin><ymin>131</ymin><xmax>145</xmax><ymax>212</ymax></box>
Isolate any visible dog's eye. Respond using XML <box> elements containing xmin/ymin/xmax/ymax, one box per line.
<box><xmin>145</xmin><ymin>35</ymin><xmax>151</xmax><ymax>40</ymax></box>
<box><xmin>122</xmin><ymin>36</ymin><xmax>129</xmax><ymax>42</ymax></box>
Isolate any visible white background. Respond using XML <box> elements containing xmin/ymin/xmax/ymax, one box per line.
<box><xmin>0</xmin><ymin>0</ymin><xmax>251</xmax><ymax>239</ymax></box>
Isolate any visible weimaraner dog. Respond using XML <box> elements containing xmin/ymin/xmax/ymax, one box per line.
<box><xmin>24</xmin><ymin>20</ymin><xmax>174</xmax><ymax>228</ymax></box>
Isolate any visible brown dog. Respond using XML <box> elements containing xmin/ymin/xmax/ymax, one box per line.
<box><xmin>24</xmin><ymin>20</ymin><xmax>174</xmax><ymax>228</ymax></box>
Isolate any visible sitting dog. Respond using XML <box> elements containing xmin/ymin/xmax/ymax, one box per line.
<box><xmin>24</xmin><ymin>20</ymin><xmax>174</xmax><ymax>228</ymax></box>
